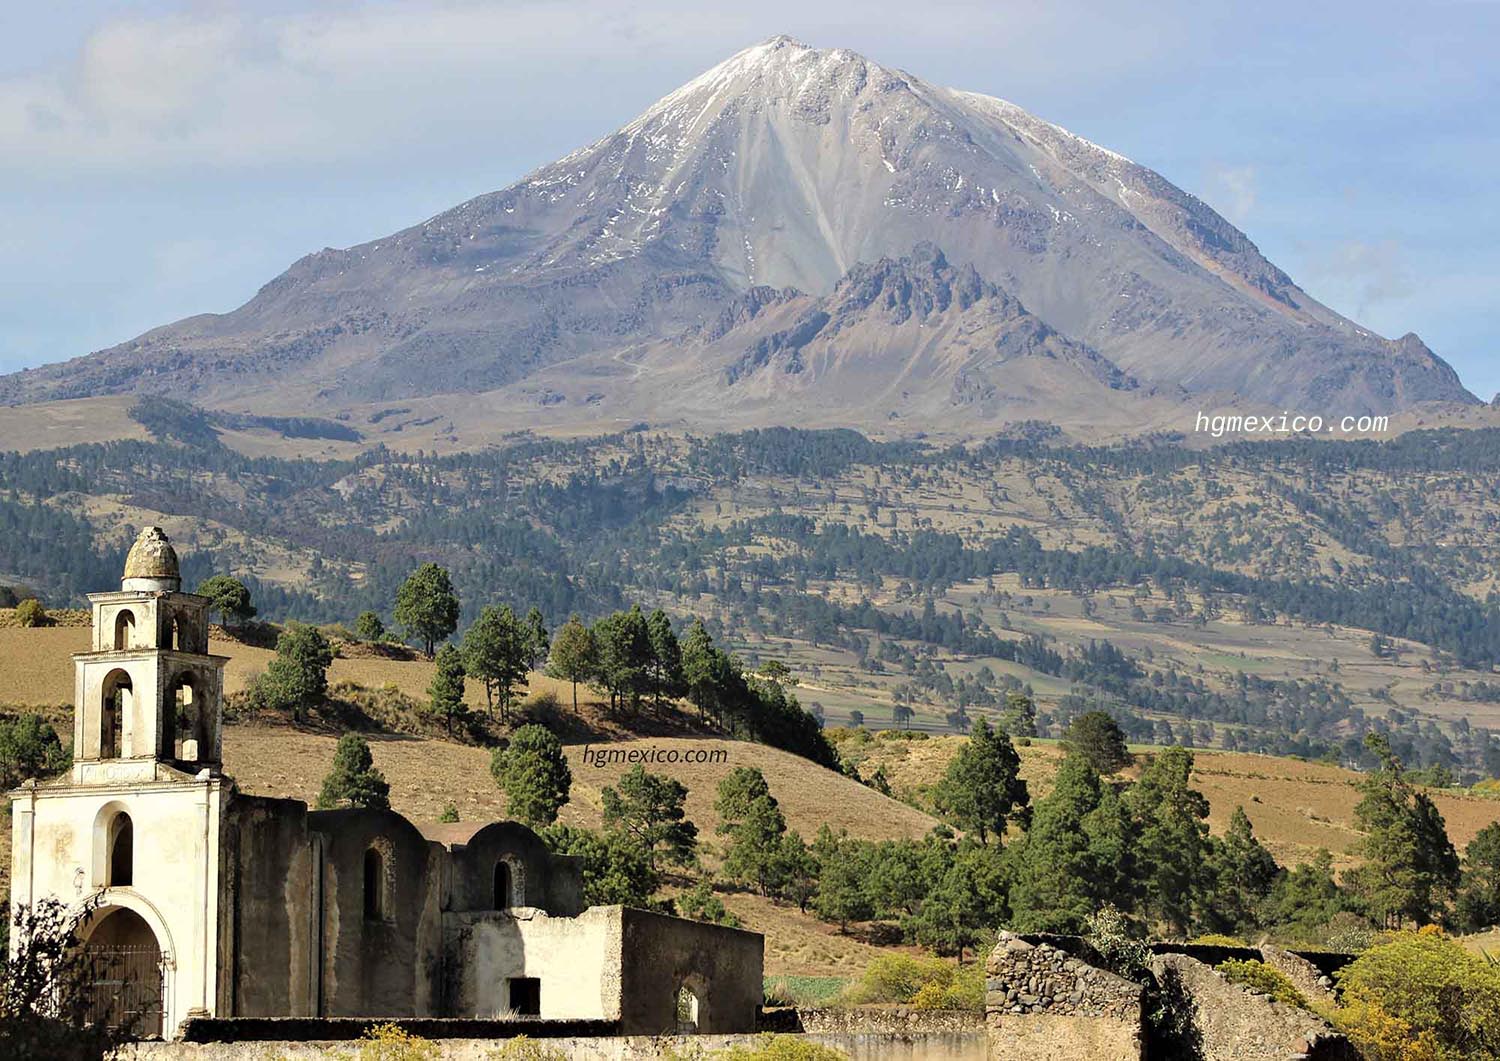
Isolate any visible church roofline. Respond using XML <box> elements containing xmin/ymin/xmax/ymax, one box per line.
<box><xmin>72</xmin><ymin>648</ymin><xmax>231</xmax><ymax>664</ymax></box>
<box><xmin>86</xmin><ymin>589</ymin><xmax>211</xmax><ymax>605</ymax></box>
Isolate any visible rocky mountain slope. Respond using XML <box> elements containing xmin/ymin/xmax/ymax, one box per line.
<box><xmin>0</xmin><ymin>35</ymin><xmax>1474</xmax><ymax>431</ymax></box>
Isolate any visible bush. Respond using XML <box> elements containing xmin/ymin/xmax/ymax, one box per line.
<box><xmin>13</xmin><ymin>599</ymin><xmax>46</xmax><ymax>628</ymax></box>
<box><xmin>356</xmin><ymin>1023</ymin><xmax>439</xmax><ymax>1061</ymax></box>
<box><xmin>711</xmin><ymin>1035</ymin><xmax>848</xmax><ymax>1060</ymax></box>
<box><xmin>1188</xmin><ymin>933</ymin><xmax>1248</xmax><ymax>947</ymax></box>
<box><xmin>846</xmin><ymin>953</ymin><xmax>981</xmax><ymax>1010</ymax></box>
<box><xmin>1331</xmin><ymin>929</ymin><xmax>1500</xmax><ymax>1060</ymax></box>
<box><xmin>762</xmin><ymin>976</ymin><xmax>846</xmax><ymax>1008</ymax></box>
<box><xmin>1218</xmin><ymin>959</ymin><xmax>1307</xmax><ymax>1008</ymax></box>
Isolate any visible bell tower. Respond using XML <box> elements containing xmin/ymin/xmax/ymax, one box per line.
<box><xmin>72</xmin><ymin>526</ymin><xmax>228</xmax><ymax>783</ymax></box>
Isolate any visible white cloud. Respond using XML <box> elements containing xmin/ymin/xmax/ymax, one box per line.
<box><xmin>1205</xmin><ymin>163</ymin><xmax>1258</xmax><ymax>225</ymax></box>
<box><xmin>0</xmin><ymin>0</ymin><xmax>1187</xmax><ymax>175</ymax></box>
<box><xmin>1306</xmin><ymin>239</ymin><xmax>1415</xmax><ymax>316</ymax></box>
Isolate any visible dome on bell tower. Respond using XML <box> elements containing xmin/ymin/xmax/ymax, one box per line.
<box><xmin>123</xmin><ymin>526</ymin><xmax>181</xmax><ymax>592</ymax></box>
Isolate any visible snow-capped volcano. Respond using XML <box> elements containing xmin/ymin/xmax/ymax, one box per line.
<box><xmin>0</xmin><ymin>35</ymin><xmax>1473</xmax><ymax>426</ymax></box>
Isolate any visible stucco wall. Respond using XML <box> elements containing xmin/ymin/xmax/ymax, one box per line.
<box><xmin>618</xmin><ymin>908</ymin><xmax>764</xmax><ymax>1035</ymax></box>
<box><xmin>306</xmin><ymin>808</ymin><xmax>446</xmax><ymax>1019</ymax></box>
<box><xmin>10</xmin><ymin>776</ymin><xmax>227</xmax><ymax>1037</ymax></box>
<box><xmin>222</xmin><ymin>794</ymin><xmax>315</xmax><ymax>1018</ymax></box>
<box><xmin>445</xmin><ymin>905</ymin><xmax>623</xmax><ymax>1020</ymax></box>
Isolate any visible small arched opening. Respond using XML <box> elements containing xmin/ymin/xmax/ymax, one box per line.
<box><xmin>100</xmin><ymin>670</ymin><xmax>131</xmax><ymax>760</ymax></box>
<box><xmin>106</xmin><ymin>812</ymin><xmax>133</xmax><ymax>888</ymax></box>
<box><xmin>167</xmin><ymin>616</ymin><xmax>183</xmax><ymax>652</ymax></box>
<box><xmin>363</xmin><ymin>847</ymin><xmax>385</xmax><ymax>921</ymax></box>
<box><xmin>80</xmin><ymin>906</ymin><xmax>164</xmax><ymax>1038</ymax></box>
<box><xmin>675</xmin><ymin>984</ymin><xmax>700</xmax><ymax>1033</ymax></box>
<box><xmin>168</xmin><ymin>675</ymin><xmax>204</xmax><ymax>762</ymax></box>
<box><xmin>493</xmin><ymin>860</ymin><xmax>512</xmax><ymax>909</ymax></box>
<box><xmin>112</xmin><ymin>610</ymin><xmax>135</xmax><ymax>651</ymax></box>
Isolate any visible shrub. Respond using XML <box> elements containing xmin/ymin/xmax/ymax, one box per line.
<box><xmin>357</xmin><ymin>1023</ymin><xmax>439</xmax><ymax>1061</ymax></box>
<box><xmin>1085</xmin><ymin>905</ymin><xmax>1151</xmax><ymax>982</ymax></box>
<box><xmin>846</xmin><ymin>953</ymin><xmax>981</xmax><ymax>1009</ymax></box>
<box><xmin>1331</xmin><ymin>929</ymin><xmax>1500</xmax><ymax>1060</ymax></box>
<box><xmin>711</xmin><ymin>1035</ymin><xmax>848</xmax><ymax>1060</ymax></box>
<box><xmin>1189</xmin><ymin>933</ymin><xmax>1248</xmax><ymax>947</ymax></box>
<box><xmin>13</xmin><ymin>599</ymin><xmax>45</xmax><ymax>628</ymax></box>
<box><xmin>1218</xmin><ymin>959</ymin><xmax>1307</xmax><ymax>1008</ymax></box>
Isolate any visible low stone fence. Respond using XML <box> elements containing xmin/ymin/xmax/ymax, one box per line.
<box><xmin>985</xmin><ymin>932</ymin><xmax>1144</xmax><ymax>1061</ymax></box>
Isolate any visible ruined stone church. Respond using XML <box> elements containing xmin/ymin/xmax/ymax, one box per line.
<box><xmin>8</xmin><ymin>528</ymin><xmax>762</xmax><ymax>1040</ymax></box>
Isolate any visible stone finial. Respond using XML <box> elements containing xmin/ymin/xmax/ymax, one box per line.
<box><xmin>123</xmin><ymin>526</ymin><xmax>181</xmax><ymax>589</ymax></box>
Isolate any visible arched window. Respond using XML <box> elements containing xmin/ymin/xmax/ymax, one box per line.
<box><xmin>168</xmin><ymin>617</ymin><xmax>182</xmax><ymax>652</ymax></box>
<box><xmin>100</xmin><ymin>671</ymin><xmax>131</xmax><ymax>760</ymax></box>
<box><xmin>493</xmin><ymin>860</ymin><xmax>512</xmax><ymax>909</ymax></box>
<box><xmin>112</xmin><ymin>610</ymin><xmax>134</xmax><ymax>651</ymax></box>
<box><xmin>363</xmin><ymin>848</ymin><xmax>385</xmax><ymax>921</ymax></box>
<box><xmin>107</xmin><ymin>813</ymin><xmax>133</xmax><ymax>887</ymax></box>
<box><xmin>169</xmin><ymin>676</ymin><xmax>203</xmax><ymax>761</ymax></box>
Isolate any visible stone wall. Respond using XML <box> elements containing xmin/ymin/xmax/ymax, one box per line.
<box><xmin>1149</xmin><ymin>953</ymin><xmax>1355</xmax><ymax>1061</ymax></box>
<box><xmin>985</xmin><ymin>932</ymin><xmax>1143</xmax><ymax>1061</ymax></box>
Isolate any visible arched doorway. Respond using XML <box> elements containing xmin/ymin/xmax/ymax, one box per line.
<box><xmin>168</xmin><ymin>675</ymin><xmax>204</xmax><ymax>761</ymax></box>
<box><xmin>80</xmin><ymin>907</ymin><xmax>164</xmax><ymax>1038</ymax></box>
<box><xmin>675</xmin><ymin>983</ymin><xmax>700</xmax><ymax>1033</ymax></box>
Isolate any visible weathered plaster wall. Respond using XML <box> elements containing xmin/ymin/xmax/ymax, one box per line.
<box><xmin>306</xmin><ymin>808</ymin><xmax>445</xmax><ymax>1019</ymax></box>
<box><xmin>9</xmin><ymin>776</ymin><xmax>227</xmax><ymax>1037</ymax></box>
<box><xmin>984</xmin><ymin>933</ymin><xmax>1142</xmax><ymax>1061</ymax></box>
<box><xmin>444</xmin><ymin>906</ymin><xmax>623</xmax><ymax>1020</ymax></box>
<box><xmin>618</xmin><ymin>908</ymin><xmax>764</xmax><ymax>1035</ymax></box>
<box><xmin>1149</xmin><ymin>953</ymin><xmax>1354</xmax><ymax>1061</ymax></box>
<box><xmin>446</xmin><ymin>820</ymin><xmax>584</xmax><ymax>915</ymax></box>
<box><xmin>222</xmin><ymin>794</ymin><xmax>315</xmax><ymax>1018</ymax></box>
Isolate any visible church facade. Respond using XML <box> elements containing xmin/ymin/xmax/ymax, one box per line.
<box><xmin>8</xmin><ymin>528</ymin><xmax>762</xmax><ymax>1040</ymax></box>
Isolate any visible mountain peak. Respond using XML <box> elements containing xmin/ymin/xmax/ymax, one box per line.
<box><xmin>0</xmin><ymin>37</ymin><xmax>1475</xmax><ymax>422</ymax></box>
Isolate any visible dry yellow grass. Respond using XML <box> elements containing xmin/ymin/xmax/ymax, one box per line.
<box><xmin>220</xmin><ymin>727</ymin><xmax>937</xmax><ymax>845</ymax></box>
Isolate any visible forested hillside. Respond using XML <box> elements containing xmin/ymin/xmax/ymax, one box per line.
<box><xmin>6</xmin><ymin>402</ymin><xmax>1500</xmax><ymax>778</ymax></box>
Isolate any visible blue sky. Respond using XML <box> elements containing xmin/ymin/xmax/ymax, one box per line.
<box><xmin>2</xmin><ymin>1</ymin><xmax>1496</xmax><ymax>398</ymax></box>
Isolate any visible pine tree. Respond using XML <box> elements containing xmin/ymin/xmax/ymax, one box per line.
<box><xmin>646</xmin><ymin>608</ymin><xmax>685</xmax><ymax>712</ymax></box>
<box><xmin>1456</xmin><ymin>822</ymin><xmax>1500</xmax><ymax>932</ymax></box>
<box><xmin>1348</xmin><ymin>734</ymin><xmax>1459</xmax><ymax>928</ymax></box>
<box><xmin>681</xmin><ymin>620</ymin><xmax>718</xmax><ymax>720</ymax></box>
<box><xmin>427</xmin><ymin>643</ymin><xmax>467</xmax><ymax>735</ymax></box>
<box><xmin>523</xmin><ymin>607</ymin><xmax>550</xmax><ymax>671</ymax></box>
<box><xmin>1206</xmin><ymin>806</ymin><xmax>1279</xmax><ymax>933</ymax></box>
<box><xmin>715</xmin><ymin>767</ymin><xmax>787</xmax><ymax>895</ymax></box>
<box><xmin>463</xmin><ymin>605</ymin><xmax>528</xmax><ymax>718</ymax></box>
<box><xmin>490</xmin><ymin>724</ymin><xmax>572</xmax><ymax>826</ymax></box>
<box><xmin>1000</xmin><ymin>691</ymin><xmax>1038</xmax><ymax>738</ymax></box>
<box><xmin>906</xmin><ymin>840</ymin><xmax>1007</xmax><ymax>962</ymax></box>
<box><xmin>393</xmin><ymin>562</ymin><xmax>460</xmax><ymax>657</ymax></box>
<box><xmin>1006</xmin><ymin>753</ymin><xmax>1133</xmax><ymax>933</ymax></box>
<box><xmin>1063</xmin><ymin>710</ymin><xmax>1133</xmax><ymax>775</ymax></box>
<box><xmin>931</xmin><ymin>719</ymin><xmax>1030</xmax><ymax>845</ymax></box>
<box><xmin>811</xmin><ymin>827</ymin><xmax>873</xmax><ymax>932</ymax></box>
<box><xmin>317</xmin><ymin>734</ymin><xmax>390</xmax><ymax>810</ymax></box>
<box><xmin>1126</xmin><ymin>746</ymin><xmax>1211</xmax><ymax>936</ymax></box>
<box><xmin>601</xmin><ymin>765</ymin><xmax>698</xmax><ymax>870</ymax></box>
<box><xmin>546</xmin><ymin>616</ymin><xmax>597</xmax><ymax>711</ymax></box>
<box><xmin>258</xmin><ymin>622</ymin><xmax>334</xmax><ymax>722</ymax></box>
